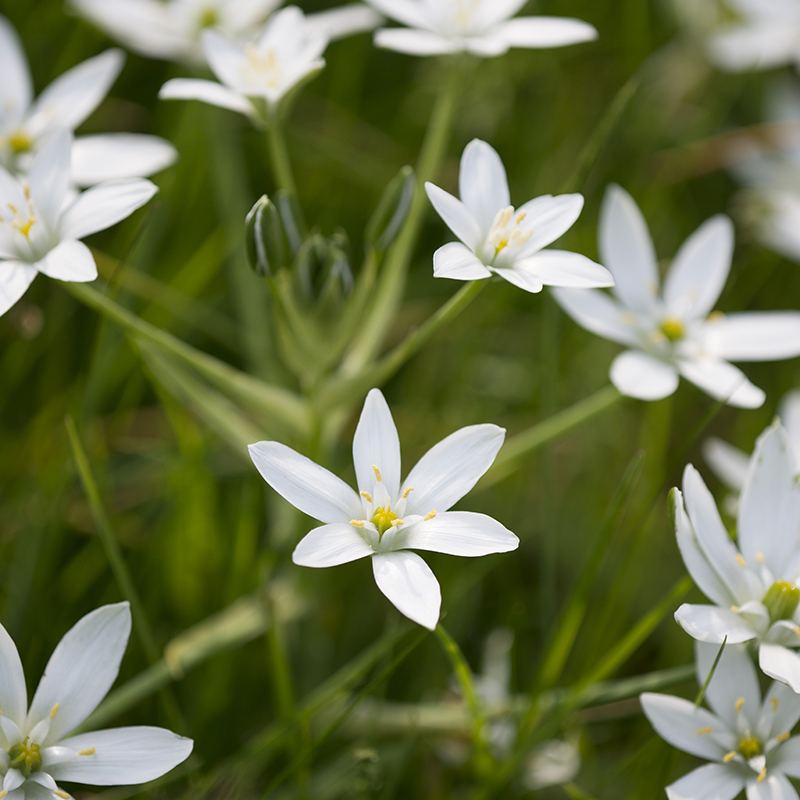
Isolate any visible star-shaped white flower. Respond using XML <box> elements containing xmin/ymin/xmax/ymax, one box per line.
<box><xmin>424</xmin><ymin>139</ymin><xmax>614</xmax><ymax>294</ymax></box>
<box><xmin>248</xmin><ymin>388</ymin><xmax>518</xmax><ymax>630</ymax></box>
<box><xmin>0</xmin><ymin>602</ymin><xmax>192</xmax><ymax>800</ymax></box>
<box><xmin>0</xmin><ymin>16</ymin><xmax>176</xmax><ymax>186</ymax></box>
<box><xmin>673</xmin><ymin>422</ymin><xmax>800</xmax><ymax>694</ymax></box>
<box><xmin>159</xmin><ymin>6</ymin><xmax>330</xmax><ymax>120</ymax></box>
<box><xmin>70</xmin><ymin>0</ymin><xmax>381</xmax><ymax>64</ymax></box>
<box><xmin>642</xmin><ymin>640</ymin><xmax>800</xmax><ymax>800</ymax></box>
<box><xmin>0</xmin><ymin>129</ymin><xmax>157</xmax><ymax>317</ymax></box>
<box><xmin>365</xmin><ymin>0</ymin><xmax>597</xmax><ymax>58</ymax></box>
<box><xmin>553</xmin><ymin>184</ymin><xmax>800</xmax><ymax>408</ymax></box>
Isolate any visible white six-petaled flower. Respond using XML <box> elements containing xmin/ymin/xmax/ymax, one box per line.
<box><xmin>642</xmin><ymin>641</ymin><xmax>800</xmax><ymax>800</ymax></box>
<box><xmin>0</xmin><ymin>602</ymin><xmax>192</xmax><ymax>800</ymax></box>
<box><xmin>553</xmin><ymin>184</ymin><xmax>800</xmax><ymax>408</ymax></box>
<box><xmin>425</xmin><ymin>139</ymin><xmax>614</xmax><ymax>294</ymax></box>
<box><xmin>0</xmin><ymin>129</ymin><xmax>157</xmax><ymax>317</ymax></box>
<box><xmin>248</xmin><ymin>388</ymin><xmax>518</xmax><ymax>630</ymax></box>
<box><xmin>673</xmin><ymin>422</ymin><xmax>800</xmax><ymax>694</ymax></box>
<box><xmin>365</xmin><ymin>0</ymin><xmax>597</xmax><ymax>58</ymax></box>
<box><xmin>0</xmin><ymin>16</ymin><xmax>176</xmax><ymax>187</ymax></box>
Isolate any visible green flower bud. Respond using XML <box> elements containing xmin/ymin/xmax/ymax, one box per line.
<box><xmin>294</xmin><ymin>232</ymin><xmax>353</xmax><ymax>313</ymax></box>
<box><xmin>245</xmin><ymin>195</ymin><xmax>284</xmax><ymax>277</ymax></box>
<box><xmin>9</xmin><ymin>738</ymin><xmax>42</xmax><ymax>778</ymax></box>
<box><xmin>763</xmin><ymin>580</ymin><xmax>800</xmax><ymax>623</ymax></box>
<box><xmin>365</xmin><ymin>165</ymin><xmax>415</xmax><ymax>254</ymax></box>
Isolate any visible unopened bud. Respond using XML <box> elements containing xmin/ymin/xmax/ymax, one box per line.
<box><xmin>245</xmin><ymin>195</ymin><xmax>284</xmax><ymax>276</ymax></box>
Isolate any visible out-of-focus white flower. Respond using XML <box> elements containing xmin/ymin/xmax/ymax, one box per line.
<box><xmin>0</xmin><ymin>602</ymin><xmax>193</xmax><ymax>799</ymax></box>
<box><xmin>673</xmin><ymin>422</ymin><xmax>800</xmax><ymax>694</ymax></box>
<box><xmin>523</xmin><ymin>735</ymin><xmax>581</xmax><ymax>791</ymax></box>
<box><xmin>69</xmin><ymin>0</ymin><xmax>382</xmax><ymax>64</ymax></box>
<box><xmin>553</xmin><ymin>184</ymin><xmax>800</xmax><ymax>408</ymax></box>
<box><xmin>0</xmin><ymin>15</ymin><xmax>176</xmax><ymax>186</ymax></box>
<box><xmin>425</xmin><ymin>140</ymin><xmax>613</xmax><ymax>294</ymax></box>
<box><xmin>159</xmin><ymin>6</ymin><xmax>328</xmax><ymax>121</ymax></box>
<box><xmin>248</xmin><ymin>388</ymin><xmax>518</xmax><ymax>630</ymax></box>
<box><xmin>0</xmin><ymin>130</ymin><xmax>157</xmax><ymax>317</ymax></box>
<box><xmin>709</xmin><ymin>0</ymin><xmax>800</xmax><ymax>73</ymax></box>
<box><xmin>642</xmin><ymin>641</ymin><xmax>800</xmax><ymax>800</ymax></box>
<box><xmin>365</xmin><ymin>0</ymin><xmax>597</xmax><ymax>58</ymax></box>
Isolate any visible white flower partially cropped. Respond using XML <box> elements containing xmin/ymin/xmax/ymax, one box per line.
<box><xmin>642</xmin><ymin>641</ymin><xmax>800</xmax><ymax>800</ymax></box>
<box><xmin>553</xmin><ymin>185</ymin><xmax>800</xmax><ymax>408</ymax></box>
<box><xmin>70</xmin><ymin>0</ymin><xmax>381</xmax><ymax>64</ymax></box>
<box><xmin>0</xmin><ymin>129</ymin><xmax>157</xmax><ymax>317</ymax></box>
<box><xmin>673</xmin><ymin>422</ymin><xmax>800</xmax><ymax>694</ymax></box>
<box><xmin>366</xmin><ymin>0</ymin><xmax>597</xmax><ymax>57</ymax></box>
<box><xmin>0</xmin><ymin>602</ymin><xmax>193</xmax><ymax>799</ymax></box>
<box><xmin>248</xmin><ymin>388</ymin><xmax>518</xmax><ymax>630</ymax></box>
<box><xmin>425</xmin><ymin>140</ymin><xmax>613</xmax><ymax>294</ymax></box>
<box><xmin>0</xmin><ymin>16</ymin><xmax>176</xmax><ymax>186</ymax></box>
<box><xmin>159</xmin><ymin>6</ymin><xmax>329</xmax><ymax>120</ymax></box>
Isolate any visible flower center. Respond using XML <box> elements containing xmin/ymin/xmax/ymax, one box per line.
<box><xmin>738</xmin><ymin>734</ymin><xmax>762</xmax><ymax>760</ymax></box>
<box><xmin>659</xmin><ymin>317</ymin><xmax>685</xmax><ymax>342</ymax></box>
<box><xmin>9</xmin><ymin>130</ymin><xmax>31</xmax><ymax>154</ymax></box>
<box><xmin>8</xmin><ymin>738</ymin><xmax>42</xmax><ymax>778</ymax></box>
<box><xmin>242</xmin><ymin>44</ymin><xmax>282</xmax><ymax>89</ymax></box>
<box><xmin>1</xmin><ymin>195</ymin><xmax>37</xmax><ymax>240</ymax></box>
<box><xmin>487</xmin><ymin>206</ymin><xmax>532</xmax><ymax>261</ymax></box>
<box><xmin>197</xmin><ymin>6</ymin><xmax>219</xmax><ymax>29</ymax></box>
<box><xmin>371</xmin><ymin>506</ymin><xmax>399</xmax><ymax>535</ymax></box>
<box><xmin>763</xmin><ymin>580</ymin><xmax>800</xmax><ymax>623</ymax></box>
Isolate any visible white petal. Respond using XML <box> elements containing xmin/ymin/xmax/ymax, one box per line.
<box><xmin>663</xmin><ymin>215</ymin><xmax>734</xmax><ymax>320</ymax></box>
<box><xmin>773</xmin><ymin>736</ymin><xmax>800</xmax><ymax>778</ymax></box>
<box><xmin>702</xmin><ymin>438</ymin><xmax>750</xmax><ymax>493</ymax></box>
<box><xmin>0</xmin><ymin>15</ymin><xmax>32</xmax><ymax>122</ymax></box>
<box><xmin>779</xmin><ymin>390</ymin><xmax>800</xmax><ymax>459</ymax></box>
<box><xmin>49</xmin><ymin>726</ymin><xmax>192</xmax><ymax>785</ymax></box>
<box><xmin>248</xmin><ymin>441</ymin><xmax>360</xmax><ymax>524</ymax></box>
<box><xmin>27</xmin><ymin>129</ymin><xmax>72</xmax><ymax>230</ymax></box>
<box><xmin>0</xmin><ymin>262</ymin><xmax>37</xmax><ymax>318</ymax></box>
<box><xmin>710</xmin><ymin>24</ymin><xmax>800</xmax><ymax>72</ymax></box>
<box><xmin>158</xmin><ymin>78</ymin><xmax>255</xmax><ymax>117</ymax></box>
<box><xmin>432</xmin><ymin>243</ymin><xmax>491</xmax><ymax>280</ymax></box>
<box><xmin>495</xmin><ymin>16</ymin><xmax>598</xmax><ymax>49</ymax></box>
<box><xmin>60</xmin><ymin>179</ymin><xmax>157</xmax><ymax>240</ymax></box>
<box><xmin>666</xmin><ymin>763</ymin><xmax>745</xmax><ymax>800</ymax></box>
<box><xmin>36</xmin><ymin>240</ymin><xmax>97</xmax><ymax>283</ymax></box>
<box><xmin>518</xmin><ymin>251</ymin><xmax>614</xmax><ymax>289</ymax></box>
<box><xmin>25</xmin><ymin>50</ymin><xmax>124</xmax><ymax>137</ymax></box>
<box><xmin>551</xmin><ymin>287</ymin><xmax>639</xmax><ymax>347</ymax></box>
<box><xmin>201</xmin><ymin>29</ymin><xmax>248</xmax><ymax>93</ymax></box>
<box><xmin>292</xmin><ymin>524</ymin><xmax>375</xmax><ymax>567</ymax></box>
<box><xmin>761</xmin><ymin>644</ymin><xmax>800</xmax><ymax>694</ymax></box>
<box><xmin>758</xmin><ymin>681</ymin><xmax>800</xmax><ymax>743</ymax></box>
<box><xmin>702</xmin><ymin>313</ymin><xmax>800</xmax><ymax>362</ymax></box>
<box><xmin>695</xmin><ymin>641</ymin><xmax>760</xmax><ymax>729</ymax></box>
<box><xmin>373</xmin><ymin>28</ymin><xmax>460</xmax><ymax>55</ymax></box>
<box><xmin>746</xmin><ymin>773</ymin><xmax>800</xmax><ymax>800</ymax></box>
<box><xmin>371</xmin><ymin>551</ymin><xmax>441</xmax><ymax>630</ymax></box>
<box><xmin>610</xmin><ymin>350</ymin><xmax>679</xmax><ymax>400</ymax></box>
<box><xmin>462</xmin><ymin>34</ymin><xmax>511</xmax><ymax>58</ymax></box>
<box><xmin>639</xmin><ymin>693</ymin><xmax>728</xmax><ymax>760</ymax></box>
<box><xmin>675</xmin><ymin>603</ymin><xmax>758</xmax><ymax>644</ymax></box>
<box><xmin>363</xmin><ymin>0</ymin><xmax>427</xmax><ymax>28</ymax></box>
<box><xmin>304</xmin><ymin>6</ymin><xmax>383</xmax><ymax>41</ymax></box>
<box><xmin>424</xmin><ymin>183</ymin><xmax>483</xmax><ymax>252</ymax></box>
<box><xmin>402</xmin><ymin>424</ymin><xmax>505</xmax><ymax>515</ymax></box>
<box><xmin>515</xmin><ymin>194</ymin><xmax>585</xmax><ymax>256</ymax></box>
<box><xmin>473</xmin><ymin>0</ymin><xmax>528</xmax><ymax>28</ymax></box>
<box><xmin>599</xmin><ymin>185</ymin><xmax>660</xmax><ymax>312</ymax></box>
<box><xmin>71</xmin><ymin>134</ymin><xmax>177</xmax><ymax>186</ymax></box>
<box><xmin>353</xmin><ymin>388</ymin><xmax>401</xmax><ymax>499</ymax></box>
<box><xmin>458</xmin><ymin>139</ymin><xmax>510</xmax><ymax>236</ymax></box>
<box><xmin>392</xmin><ymin>511</ymin><xmax>518</xmax><ymax>557</ymax></box>
<box><xmin>3</xmin><ymin>770</ymin><xmax>24</xmax><ymax>792</ymax></box>
<box><xmin>0</xmin><ymin>623</ymin><xmax>26</xmax><ymax>730</ymax></box>
<box><xmin>677</xmin><ymin>358</ymin><xmax>765</xmax><ymax>409</ymax></box>
<box><xmin>28</xmin><ymin>602</ymin><xmax>131</xmax><ymax>744</ymax></box>
<box><xmin>490</xmin><ymin>266</ymin><xmax>543</xmax><ymax>293</ymax></box>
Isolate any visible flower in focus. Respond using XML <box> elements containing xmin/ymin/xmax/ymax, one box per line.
<box><xmin>248</xmin><ymin>388</ymin><xmax>518</xmax><ymax>630</ymax></box>
<box><xmin>672</xmin><ymin>422</ymin><xmax>800</xmax><ymax>693</ymax></box>
<box><xmin>0</xmin><ymin>16</ymin><xmax>176</xmax><ymax>186</ymax></box>
<box><xmin>159</xmin><ymin>6</ymin><xmax>330</xmax><ymax>121</ymax></box>
<box><xmin>365</xmin><ymin>0</ymin><xmax>597</xmax><ymax>58</ymax></box>
<box><xmin>642</xmin><ymin>640</ymin><xmax>800</xmax><ymax>799</ymax></box>
<box><xmin>0</xmin><ymin>602</ymin><xmax>193</xmax><ymax>799</ymax></box>
<box><xmin>0</xmin><ymin>129</ymin><xmax>157</xmax><ymax>317</ymax></box>
<box><xmin>70</xmin><ymin>0</ymin><xmax>381</xmax><ymax>64</ymax></box>
<box><xmin>553</xmin><ymin>185</ymin><xmax>800</xmax><ymax>408</ymax></box>
<box><xmin>425</xmin><ymin>139</ymin><xmax>614</xmax><ymax>294</ymax></box>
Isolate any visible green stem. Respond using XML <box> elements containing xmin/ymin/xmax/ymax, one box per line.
<box><xmin>265</xmin><ymin>119</ymin><xmax>298</xmax><ymax>198</ymax></box>
<box><xmin>260</xmin><ymin>568</ymin><xmax>297</xmax><ymax>723</ymax></box>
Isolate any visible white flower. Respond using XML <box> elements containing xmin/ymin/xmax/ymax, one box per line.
<box><xmin>0</xmin><ymin>602</ymin><xmax>193</xmax><ymax>799</ymax></box>
<box><xmin>365</xmin><ymin>0</ymin><xmax>597</xmax><ymax>58</ymax></box>
<box><xmin>553</xmin><ymin>184</ymin><xmax>800</xmax><ymax>408</ymax></box>
<box><xmin>0</xmin><ymin>16</ymin><xmax>176</xmax><ymax>186</ymax></box>
<box><xmin>248</xmin><ymin>388</ymin><xmax>518</xmax><ymax>630</ymax></box>
<box><xmin>642</xmin><ymin>640</ymin><xmax>800</xmax><ymax>800</ymax></box>
<box><xmin>424</xmin><ymin>140</ymin><xmax>614</xmax><ymax>294</ymax></box>
<box><xmin>673</xmin><ymin>422</ymin><xmax>800</xmax><ymax>694</ymax></box>
<box><xmin>69</xmin><ymin>0</ymin><xmax>381</xmax><ymax>64</ymax></box>
<box><xmin>708</xmin><ymin>0</ymin><xmax>800</xmax><ymax>73</ymax></box>
<box><xmin>159</xmin><ymin>6</ymin><xmax>329</xmax><ymax>120</ymax></box>
<box><xmin>0</xmin><ymin>129</ymin><xmax>157</xmax><ymax>317</ymax></box>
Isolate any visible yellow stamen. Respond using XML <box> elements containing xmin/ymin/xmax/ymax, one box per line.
<box><xmin>23</xmin><ymin>183</ymin><xmax>30</xmax><ymax>200</ymax></box>
<box><xmin>723</xmin><ymin>751</ymin><xmax>736</xmax><ymax>763</ymax></box>
<box><xmin>360</xmin><ymin>491</ymin><xmax>373</xmax><ymax>503</ymax></box>
<box><xmin>794</xmin><ymin>625</ymin><xmax>800</xmax><ymax>640</ymax></box>
<box><xmin>736</xmin><ymin>554</ymin><xmax>747</xmax><ymax>567</ymax></box>
<box><xmin>696</xmin><ymin>726</ymin><xmax>713</xmax><ymax>735</ymax></box>
<box><xmin>350</xmin><ymin>520</ymin><xmax>365</xmax><ymax>528</ymax></box>
<box><xmin>423</xmin><ymin>510</ymin><xmax>436</xmax><ymax>521</ymax></box>
<box><xmin>735</xmin><ymin>697</ymin><xmax>744</xmax><ymax>713</ymax></box>
<box><xmin>776</xmin><ymin>732</ymin><xmax>790</xmax><ymax>742</ymax></box>
<box><xmin>731</xmin><ymin>605</ymin><xmax>740</xmax><ymax>612</ymax></box>
<box><xmin>402</xmin><ymin>487</ymin><xmax>414</xmax><ymax>499</ymax></box>
<box><xmin>390</xmin><ymin>519</ymin><xmax>404</xmax><ymax>527</ymax></box>
<box><xmin>372</xmin><ymin>465</ymin><xmax>382</xmax><ymax>482</ymax></box>
<box><xmin>757</xmin><ymin>552</ymin><xmax>765</xmax><ymax>563</ymax></box>
<box><xmin>707</xmin><ymin>311</ymin><xmax>726</xmax><ymax>323</ymax></box>
<box><xmin>78</xmin><ymin>747</ymin><xmax>96</xmax><ymax>756</ymax></box>
<box><xmin>758</xmin><ymin>767</ymin><xmax>767</xmax><ymax>783</ymax></box>
<box><xmin>0</xmin><ymin>790</ymin><xmax>8</xmax><ymax>799</ymax></box>
<box><xmin>55</xmin><ymin>792</ymin><xmax>70</xmax><ymax>799</ymax></box>
<box><xmin>773</xmin><ymin>698</ymin><xmax>780</xmax><ymax>712</ymax></box>
<box><xmin>50</xmin><ymin>703</ymin><xmax>60</xmax><ymax>719</ymax></box>
<box><xmin>515</xmin><ymin>211</ymin><xmax>527</xmax><ymax>224</ymax></box>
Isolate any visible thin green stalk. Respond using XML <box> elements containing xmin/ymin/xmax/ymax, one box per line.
<box><xmin>265</xmin><ymin>119</ymin><xmax>298</xmax><ymax>197</ymax></box>
<box><xmin>260</xmin><ymin>568</ymin><xmax>297</xmax><ymax>723</ymax></box>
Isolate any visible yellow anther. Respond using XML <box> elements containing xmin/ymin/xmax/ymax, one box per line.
<box><xmin>757</xmin><ymin>552</ymin><xmax>765</xmax><ymax>563</ymax></box>
<box><xmin>350</xmin><ymin>520</ymin><xmax>365</xmax><ymax>528</ymax></box>
<box><xmin>758</xmin><ymin>767</ymin><xmax>767</xmax><ymax>783</ymax></box>
<box><xmin>735</xmin><ymin>698</ymin><xmax>744</xmax><ymax>713</ymax></box>
<box><xmin>78</xmin><ymin>747</ymin><xmax>96</xmax><ymax>756</ymax></box>
<box><xmin>7</xmin><ymin>203</ymin><xmax>18</xmax><ymax>214</ymax></box>
<box><xmin>372</xmin><ymin>465</ymin><xmax>382</xmax><ymax>482</ymax></box>
<box><xmin>736</xmin><ymin>554</ymin><xmax>747</xmax><ymax>567</ymax></box>
<box><xmin>55</xmin><ymin>791</ymin><xmax>70</xmax><ymax>799</ymax></box>
<box><xmin>50</xmin><ymin>703</ymin><xmax>60</xmax><ymax>720</ymax></box>
<box><xmin>696</xmin><ymin>726</ymin><xmax>713</xmax><ymax>735</ymax></box>
<box><xmin>0</xmin><ymin>790</ymin><xmax>8</xmax><ymax>799</ymax></box>
<box><xmin>360</xmin><ymin>491</ymin><xmax>373</xmax><ymax>503</ymax></box>
<box><xmin>515</xmin><ymin>211</ymin><xmax>527</xmax><ymax>224</ymax></box>
<box><xmin>423</xmin><ymin>510</ymin><xmax>436</xmax><ymax>521</ymax></box>
<box><xmin>23</xmin><ymin>183</ymin><xmax>30</xmax><ymax>200</ymax></box>
<box><xmin>402</xmin><ymin>487</ymin><xmax>414</xmax><ymax>499</ymax></box>
<box><xmin>723</xmin><ymin>751</ymin><xmax>736</xmax><ymax>763</ymax></box>
<box><xmin>706</xmin><ymin>311</ymin><xmax>726</xmax><ymax>323</ymax></box>
<box><xmin>773</xmin><ymin>698</ymin><xmax>780</xmax><ymax>712</ymax></box>
<box><xmin>390</xmin><ymin>519</ymin><xmax>404</xmax><ymax>527</ymax></box>
<box><xmin>794</xmin><ymin>625</ymin><xmax>800</xmax><ymax>640</ymax></box>
<box><xmin>777</xmin><ymin>732</ymin><xmax>791</xmax><ymax>742</ymax></box>
<box><xmin>731</xmin><ymin>605</ymin><xmax>740</xmax><ymax>612</ymax></box>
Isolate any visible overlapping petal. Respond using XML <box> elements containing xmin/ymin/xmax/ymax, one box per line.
<box><xmin>0</xmin><ymin>263</ymin><xmax>38</xmax><ymax>317</ymax></box>
<box><xmin>495</xmin><ymin>16</ymin><xmax>598</xmax><ymax>48</ymax></box>
<box><xmin>159</xmin><ymin>78</ymin><xmax>256</xmax><ymax>116</ymax></box>
<box><xmin>703</xmin><ymin>313</ymin><xmax>800</xmax><ymax>362</ymax></box>
<box><xmin>372</xmin><ymin>551</ymin><xmax>441</xmax><ymax>630</ymax></box>
<box><xmin>0</xmin><ymin>623</ymin><xmax>27</xmax><ymax>730</ymax></box>
<box><xmin>677</xmin><ymin>358</ymin><xmax>765</xmax><ymax>409</ymax></box>
<box><xmin>675</xmin><ymin>603</ymin><xmax>759</xmax><ymax>644</ymax></box>
<box><xmin>0</xmin><ymin>14</ymin><xmax>33</xmax><ymax>121</ymax></box>
<box><xmin>518</xmin><ymin>251</ymin><xmax>613</xmax><ymax>289</ymax></box>
<box><xmin>36</xmin><ymin>240</ymin><xmax>97</xmax><ymax>283</ymax></box>
<box><xmin>424</xmin><ymin>183</ymin><xmax>483</xmax><ymax>252</ymax></box>
<box><xmin>702</xmin><ymin>438</ymin><xmax>750</xmax><ymax>492</ymax></box>
<box><xmin>393</xmin><ymin>512</ymin><xmax>518</xmax><ymax>557</ymax></box>
<box><xmin>695</xmin><ymin>641</ymin><xmax>760</xmax><ymax>728</ymax></box>
<box><xmin>458</xmin><ymin>139</ymin><xmax>510</xmax><ymax>235</ymax></box>
<box><xmin>760</xmin><ymin>644</ymin><xmax>800</xmax><ymax>694</ymax></box>
<box><xmin>71</xmin><ymin>134</ymin><xmax>177</xmax><ymax>186</ymax></box>
<box><xmin>490</xmin><ymin>266</ymin><xmax>543</xmax><ymax>293</ymax></box>
<box><xmin>373</xmin><ymin>27</ymin><xmax>459</xmax><ymax>55</ymax></box>
<box><xmin>27</xmin><ymin>130</ymin><xmax>72</xmax><ymax>230</ymax></box>
<box><xmin>666</xmin><ymin>763</ymin><xmax>745</xmax><ymax>800</ymax></box>
<box><xmin>353</xmin><ymin>388</ymin><xmax>401</xmax><ymax>499</ymax></box>
<box><xmin>433</xmin><ymin>243</ymin><xmax>492</xmax><ymax>280</ymax></box>
<box><xmin>610</xmin><ymin>351</ymin><xmax>679</xmax><ymax>400</ymax></box>
<box><xmin>293</xmin><ymin>524</ymin><xmax>375</xmax><ymax>568</ymax></box>
<box><xmin>552</xmin><ymin>287</ymin><xmax>639</xmax><ymax>347</ymax></box>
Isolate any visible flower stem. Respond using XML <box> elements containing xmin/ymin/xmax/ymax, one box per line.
<box><xmin>265</xmin><ymin>118</ymin><xmax>298</xmax><ymax>198</ymax></box>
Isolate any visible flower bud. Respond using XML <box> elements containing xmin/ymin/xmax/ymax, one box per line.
<box><xmin>245</xmin><ymin>195</ymin><xmax>284</xmax><ymax>276</ymax></box>
<box><xmin>295</xmin><ymin>232</ymin><xmax>353</xmax><ymax>314</ymax></box>
<box><xmin>365</xmin><ymin>165</ymin><xmax>415</xmax><ymax>253</ymax></box>
<box><xmin>763</xmin><ymin>580</ymin><xmax>800</xmax><ymax>623</ymax></box>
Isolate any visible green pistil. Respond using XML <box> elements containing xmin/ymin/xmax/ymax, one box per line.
<box><xmin>9</xmin><ymin>131</ymin><xmax>31</xmax><ymax>154</ymax></box>
<box><xmin>659</xmin><ymin>317</ymin><xmax>685</xmax><ymax>342</ymax></box>
<box><xmin>738</xmin><ymin>734</ymin><xmax>762</xmax><ymax>760</ymax></box>
<box><xmin>197</xmin><ymin>7</ymin><xmax>219</xmax><ymax>28</ymax></box>
<box><xmin>763</xmin><ymin>580</ymin><xmax>800</xmax><ymax>624</ymax></box>
<box><xmin>8</xmin><ymin>738</ymin><xmax>42</xmax><ymax>778</ymax></box>
<box><xmin>371</xmin><ymin>506</ymin><xmax>398</xmax><ymax>535</ymax></box>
